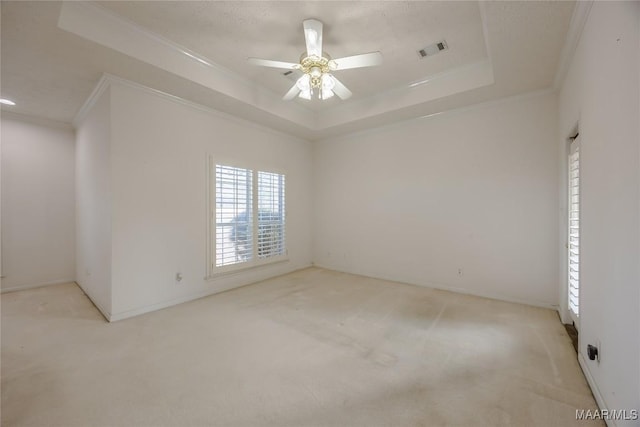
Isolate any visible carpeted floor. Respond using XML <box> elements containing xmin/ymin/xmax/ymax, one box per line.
<box><xmin>1</xmin><ymin>267</ymin><xmax>601</xmax><ymax>426</ymax></box>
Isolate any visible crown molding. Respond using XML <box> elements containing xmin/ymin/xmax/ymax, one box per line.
<box><xmin>73</xmin><ymin>73</ymin><xmax>309</xmax><ymax>142</ymax></box>
<box><xmin>58</xmin><ymin>1</ymin><xmax>315</xmax><ymax>130</ymax></box>
<box><xmin>316</xmin><ymin>87</ymin><xmax>555</xmax><ymax>144</ymax></box>
<box><xmin>1</xmin><ymin>110</ymin><xmax>74</xmax><ymax>131</ymax></box>
<box><xmin>478</xmin><ymin>1</ymin><xmax>494</xmax><ymax>70</ymax></box>
<box><xmin>553</xmin><ymin>1</ymin><xmax>593</xmax><ymax>90</ymax></box>
<box><xmin>72</xmin><ymin>74</ymin><xmax>111</xmax><ymax>128</ymax></box>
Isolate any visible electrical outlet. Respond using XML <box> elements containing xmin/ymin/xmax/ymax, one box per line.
<box><xmin>457</xmin><ymin>268</ymin><xmax>464</xmax><ymax>277</ymax></box>
<box><xmin>175</xmin><ymin>272</ymin><xmax>183</xmax><ymax>283</ymax></box>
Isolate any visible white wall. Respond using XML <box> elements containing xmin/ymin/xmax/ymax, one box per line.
<box><xmin>1</xmin><ymin>114</ymin><xmax>75</xmax><ymax>292</ymax></box>
<box><xmin>75</xmin><ymin>90</ymin><xmax>112</xmax><ymax>315</ymax></box>
<box><xmin>558</xmin><ymin>2</ymin><xmax>640</xmax><ymax>422</ymax></box>
<box><xmin>102</xmin><ymin>79</ymin><xmax>313</xmax><ymax>320</ymax></box>
<box><xmin>313</xmin><ymin>91</ymin><xmax>559</xmax><ymax>307</ymax></box>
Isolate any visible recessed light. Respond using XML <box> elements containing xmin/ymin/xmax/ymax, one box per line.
<box><xmin>0</xmin><ymin>98</ymin><xmax>16</xmax><ymax>106</ymax></box>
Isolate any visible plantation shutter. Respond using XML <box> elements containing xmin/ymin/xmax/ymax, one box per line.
<box><xmin>257</xmin><ymin>171</ymin><xmax>286</xmax><ymax>258</ymax></box>
<box><xmin>216</xmin><ymin>165</ymin><xmax>253</xmax><ymax>267</ymax></box>
<box><xmin>568</xmin><ymin>141</ymin><xmax>580</xmax><ymax>317</ymax></box>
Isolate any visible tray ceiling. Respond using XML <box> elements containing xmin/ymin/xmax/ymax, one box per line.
<box><xmin>0</xmin><ymin>1</ymin><xmax>575</xmax><ymax>140</ymax></box>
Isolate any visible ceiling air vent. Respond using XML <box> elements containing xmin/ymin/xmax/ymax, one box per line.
<box><xmin>418</xmin><ymin>40</ymin><xmax>448</xmax><ymax>58</ymax></box>
<box><xmin>282</xmin><ymin>70</ymin><xmax>298</xmax><ymax>82</ymax></box>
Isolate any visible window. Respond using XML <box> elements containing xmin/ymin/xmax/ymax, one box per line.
<box><xmin>212</xmin><ymin>163</ymin><xmax>286</xmax><ymax>273</ymax></box>
<box><xmin>568</xmin><ymin>138</ymin><xmax>580</xmax><ymax>320</ymax></box>
<box><xmin>215</xmin><ymin>165</ymin><xmax>253</xmax><ymax>267</ymax></box>
<box><xmin>257</xmin><ymin>171</ymin><xmax>286</xmax><ymax>259</ymax></box>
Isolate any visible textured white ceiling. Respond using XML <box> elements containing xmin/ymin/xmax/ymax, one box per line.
<box><xmin>96</xmin><ymin>1</ymin><xmax>488</xmax><ymax>109</ymax></box>
<box><xmin>0</xmin><ymin>1</ymin><xmax>575</xmax><ymax>140</ymax></box>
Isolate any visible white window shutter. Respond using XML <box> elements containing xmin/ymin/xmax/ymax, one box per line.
<box><xmin>568</xmin><ymin>143</ymin><xmax>580</xmax><ymax>317</ymax></box>
<box><xmin>215</xmin><ymin>165</ymin><xmax>253</xmax><ymax>267</ymax></box>
<box><xmin>257</xmin><ymin>171</ymin><xmax>286</xmax><ymax>258</ymax></box>
<box><xmin>213</xmin><ymin>164</ymin><xmax>286</xmax><ymax>272</ymax></box>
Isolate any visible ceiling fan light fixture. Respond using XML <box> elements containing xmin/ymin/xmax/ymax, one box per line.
<box><xmin>295</xmin><ymin>74</ymin><xmax>310</xmax><ymax>91</ymax></box>
<box><xmin>321</xmin><ymin>87</ymin><xmax>334</xmax><ymax>100</ymax></box>
<box><xmin>321</xmin><ymin>74</ymin><xmax>335</xmax><ymax>90</ymax></box>
<box><xmin>299</xmin><ymin>88</ymin><xmax>312</xmax><ymax>100</ymax></box>
<box><xmin>310</xmin><ymin>67</ymin><xmax>322</xmax><ymax>78</ymax></box>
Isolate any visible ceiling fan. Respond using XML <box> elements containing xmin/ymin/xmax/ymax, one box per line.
<box><xmin>248</xmin><ymin>19</ymin><xmax>382</xmax><ymax>101</ymax></box>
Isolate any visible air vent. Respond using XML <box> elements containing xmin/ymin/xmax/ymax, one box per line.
<box><xmin>282</xmin><ymin>70</ymin><xmax>298</xmax><ymax>82</ymax></box>
<box><xmin>418</xmin><ymin>40</ymin><xmax>448</xmax><ymax>58</ymax></box>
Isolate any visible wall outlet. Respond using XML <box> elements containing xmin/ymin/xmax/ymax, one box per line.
<box><xmin>457</xmin><ymin>268</ymin><xmax>464</xmax><ymax>277</ymax></box>
<box><xmin>175</xmin><ymin>272</ymin><xmax>183</xmax><ymax>283</ymax></box>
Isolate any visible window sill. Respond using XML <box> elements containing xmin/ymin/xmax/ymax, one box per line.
<box><xmin>205</xmin><ymin>257</ymin><xmax>289</xmax><ymax>281</ymax></box>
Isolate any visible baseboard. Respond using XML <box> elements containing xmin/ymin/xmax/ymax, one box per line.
<box><xmin>1</xmin><ymin>279</ymin><xmax>76</xmax><ymax>294</ymax></box>
<box><xmin>109</xmin><ymin>264</ymin><xmax>313</xmax><ymax>322</ymax></box>
<box><xmin>86</xmin><ymin>294</ymin><xmax>112</xmax><ymax>323</ymax></box>
<box><xmin>578</xmin><ymin>353</ymin><xmax>615</xmax><ymax>427</ymax></box>
<box><xmin>311</xmin><ymin>263</ymin><xmax>557</xmax><ymax>310</ymax></box>
<box><xmin>109</xmin><ymin>286</ymin><xmax>230</xmax><ymax>322</ymax></box>
<box><xmin>73</xmin><ymin>281</ymin><xmax>112</xmax><ymax>322</ymax></box>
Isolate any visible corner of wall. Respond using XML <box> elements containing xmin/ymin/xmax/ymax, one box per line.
<box><xmin>74</xmin><ymin>78</ymin><xmax>113</xmax><ymax>318</ymax></box>
<box><xmin>553</xmin><ymin>1</ymin><xmax>594</xmax><ymax>90</ymax></box>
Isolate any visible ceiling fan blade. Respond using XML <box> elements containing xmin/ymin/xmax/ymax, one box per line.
<box><xmin>331</xmin><ymin>52</ymin><xmax>382</xmax><ymax>70</ymax></box>
<box><xmin>330</xmin><ymin>75</ymin><xmax>352</xmax><ymax>100</ymax></box>
<box><xmin>247</xmin><ymin>58</ymin><xmax>299</xmax><ymax>69</ymax></box>
<box><xmin>303</xmin><ymin>19</ymin><xmax>323</xmax><ymax>58</ymax></box>
<box><xmin>282</xmin><ymin>83</ymin><xmax>301</xmax><ymax>101</ymax></box>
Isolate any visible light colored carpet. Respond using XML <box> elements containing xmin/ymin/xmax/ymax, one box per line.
<box><xmin>1</xmin><ymin>267</ymin><xmax>601</xmax><ymax>426</ymax></box>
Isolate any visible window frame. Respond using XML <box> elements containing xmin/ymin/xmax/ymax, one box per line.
<box><xmin>206</xmin><ymin>156</ymin><xmax>288</xmax><ymax>278</ymax></box>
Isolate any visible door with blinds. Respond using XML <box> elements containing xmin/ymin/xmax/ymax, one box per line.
<box><xmin>568</xmin><ymin>137</ymin><xmax>580</xmax><ymax>327</ymax></box>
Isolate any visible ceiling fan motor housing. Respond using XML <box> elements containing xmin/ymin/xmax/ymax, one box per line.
<box><xmin>299</xmin><ymin>54</ymin><xmax>335</xmax><ymax>88</ymax></box>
